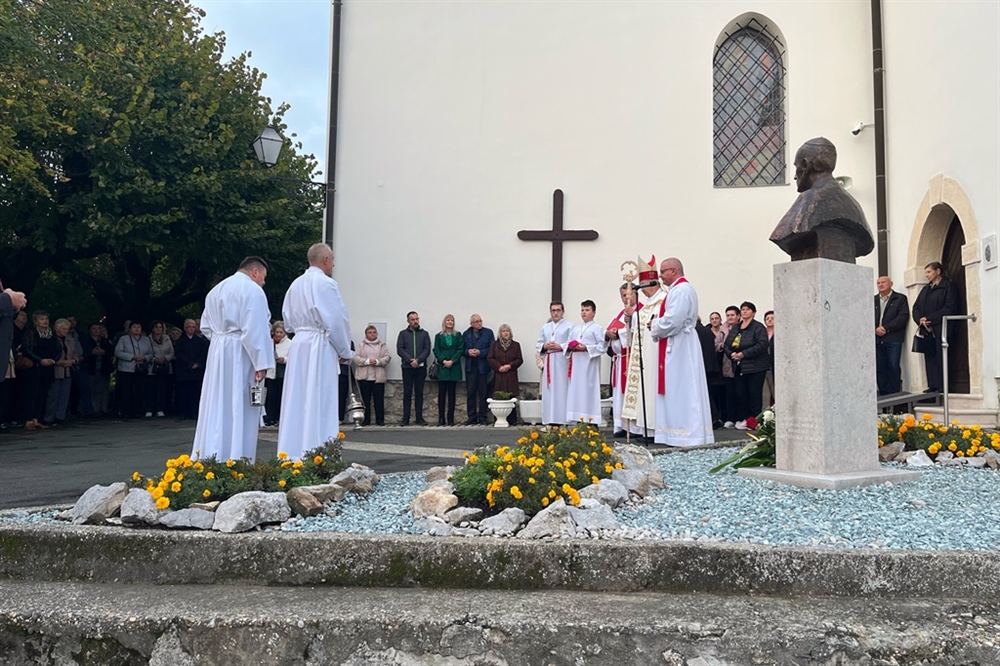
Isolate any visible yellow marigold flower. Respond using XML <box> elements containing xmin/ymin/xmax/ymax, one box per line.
<box><xmin>566</xmin><ymin>471</ymin><xmax>577</xmax><ymax>481</ymax></box>
<box><xmin>549</xmin><ymin>470</ymin><xmax>556</xmax><ymax>478</ymax></box>
<box><xmin>469</xmin><ymin>454</ymin><xmax>478</xmax><ymax>465</ymax></box>
<box><xmin>548</xmin><ymin>489</ymin><xmax>557</xmax><ymax>498</ymax></box>
<box><xmin>163</xmin><ymin>469</ymin><xmax>176</xmax><ymax>483</ymax></box>
<box><xmin>592</xmin><ymin>476</ymin><xmax>599</xmax><ymax>484</ymax></box>
<box><xmin>510</xmin><ymin>486</ymin><xmax>522</xmax><ymax>500</ymax></box>
<box><xmin>165</xmin><ymin>458</ymin><xmax>178</xmax><ymax>469</ymax></box>
<box><xmin>205</xmin><ymin>472</ymin><xmax>215</xmax><ymax>480</ymax></box>
<box><xmin>231</xmin><ymin>471</ymin><xmax>238</xmax><ymax>478</ymax></box>
<box><xmin>314</xmin><ymin>455</ymin><xmax>324</xmax><ymax>464</ymax></box>
<box><xmin>226</xmin><ymin>459</ymin><xmax>236</xmax><ymax>468</ymax></box>
<box><xmin>279</xmin><ymin>479</ymin><xmax>287</xmax><ymax>488</ymax></box>
<box><xmin>554</xmin><ymin>461</ymin><xmax>563</xmax><ymax>468</ymax></box>
<box><xmin>338</xmin><ymin>432</ymin><xmax>346</xmax><ymax>439</ymax></box>
<box><xmin>292</xmin><ymin>469</ymin><xmax>300</xmax><ymax>475</ymax></box>
<box><xmin>237</xmin><ymin>473</ymin><xmax>244</xmax><ymax>479</ymax></box>
<box><xmin>293</xmin><ymin>460</ymin><xmax>303</xmax><ymax>469</ymax></box>
<box><xmin>194</xmin><ymin>463</ymin><xmax>204</xmax><ymax>473</ymax></box>
<box><xmin>278</xmin><ymin>451</ymin><xmax>288</xmax><ymax>460</ymax></box>
<box><xmin>132</xmin><ymin>471</ymin><xmax>141</xmax><ymax>482</ymax></box>
<box><xmin>878</xmin><ymin>440</ymin><xmax>884</xmax><ymax>448</ymax></box>
<box><xmin>497</xmin><ymin>446</ymin><xmax>509</xmax><ymax>456</ymax></box>
<box><xmin>170</xmin><ymin>482</ymin><xmax>182</xmax><ymax>493</ymax></box>
<box><xmin>922</xmin><ymin>413</ymin><xmax>932</xmax><ymax>421</ymax></box>
<box><xmin>150</xmin><ymin>487</ymin><xmax>164</xmax><ymax>499</ymax></box>
<box><xmin>503</xmin><ymin>452</ymin><xmax>514</xmax><ymax>462</ymax></box>
<box><xmin>605</xmin><ymin>464</ymin><xmax>613</xmax><ymax>474</ymax></box>
<box><xmin>517</xmin><ymin>437</ymin><xmax>528</xmax><ymax>445</ymax></box>
<box><xmin>281</xmin><ymin>460</ymin><xmax>292</xmax><ymax>468</ymax></box>
<box><xmin>614</xmin><ymin>462</ymin><xmax>623</xmax><ymax>469</ymax></box>
<box><xmin>462</xmin><ymin>451</ymin><xmax>469</xmax><ymax>458</ymax></box>
<box><xmin>505</xmin><ymin>464</ymin><xmax>512</xmax><ymax>472</ymax></box>
<box><xmin>541</xmin><ymin>497</ymin><xmax>549</xmax><ymax>507</ymax></box>
<box><xmin>956</xmin><ymin>450</ymin><xmax>965</xmax><ymax>458</ymax></box>
<box><xmin>528</xmin><ymin>477</ymin><xmax>536</xmax><ymax>484</ymax></box>
<box><xmin>530</xmin><ymin>431</ymin><xmax>539</xmax><ymax>440</ymax></box>
<box><xmin>971</xmin><ymin>439</ymin><xmax>981</xmax><ymax>447</ymax></box>
<box><xmin>202</xmin><ymin>489</ymin><xmax>211</xmax><ymax>498</ymax></box>
<box><xmin>155</xmin><ymin>497</ymin><xmax>170</xmax><ymax>510</ymax></box>
<box><xmin>562</xmin><ymin>483</ymin><xmax>572</xmax><ymax>493</ymax></box>
<box><xmin>177</xmin><ymin>473</ymin><xmax>184</xmax><ymax>481</ymax></box>
<box><xmin>962</xmin><ymin>430</ymin><xmax>971</xmax><ymax>439</ymax></box>
<box><xmin>582</xmin><ymin>454</ymin><xmax>591</xmax><ymax>461</ymax></box>
<box><xmin>951</xmin><ymin>420</ymin><xmax>959</xmax><ymax>426</ymax></box>
<box><xmin>948</xmin><ymin>442</ymin><xmax>957</xmax><ymax>451</ymax></box>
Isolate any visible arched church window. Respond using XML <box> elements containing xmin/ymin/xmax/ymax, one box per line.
<box><xmin>713</xmin><ymin>17</ymin><xmax>786</xmax><ymax>187</ymax></box>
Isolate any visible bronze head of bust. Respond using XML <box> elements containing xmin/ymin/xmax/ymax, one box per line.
<box><xmin>770</xmin><ymin>138</ymin><xmax>875</xmax><ymax>263</ymax></box>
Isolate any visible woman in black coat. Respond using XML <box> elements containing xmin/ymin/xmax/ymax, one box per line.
<box><xmin>911</xmin><ymin>261</ymin><xmax>960</xmax><ymax>392</ymax></box>
<box><xmin>723</xmin><ymin>301</ymin><xmax>769</xmax><ymax>429</ymax></box>
<box><xmin>20</xmin><ymin>311</ymin><xmax>61</xmax><ymax>430</ymax></box>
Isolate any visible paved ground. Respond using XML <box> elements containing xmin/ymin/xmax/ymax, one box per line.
<box><xmin>0</xmin><ymin>417</ymin><xmax>744</xmax><ymax>510</ymax></box>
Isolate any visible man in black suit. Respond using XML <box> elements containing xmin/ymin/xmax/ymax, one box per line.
<box><xmin>911</xmin><ymin>262</ymin><xmax>960</xmax><ymax>393</ymax></box>
<box><xmin>874</xmin><ymin>275</ymin><xmax>909</xmax><ymax>395</ymax></box>
<box><xmin>1</xmin><ymin>282</ymin><xmax>28</xmax><ymax>433</ymax></box>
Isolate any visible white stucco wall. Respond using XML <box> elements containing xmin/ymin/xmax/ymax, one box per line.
<box><xmin>332</xmin><ymin>0</ymin><xmax>877</xmax><ymax>380</ymax></box>
<box><xmin>883</xmin><ymin>0</ymin><xmax>1000</xmax><ymax>412</ymax></box>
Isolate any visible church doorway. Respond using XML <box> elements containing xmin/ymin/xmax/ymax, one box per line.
<box><xmin>941</xmin><ymin>214</ymin><xmax>970</xmax><ymax>393</ymax></box>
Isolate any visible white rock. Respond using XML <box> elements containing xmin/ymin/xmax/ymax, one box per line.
<box><xmin>937</xmin><ymin>457</ymin><xmax>963</xmax><ymax>467</ymax></box>
<box><xmin>425</xmin><ymin>466</ymin><xmax>456</xmax><ymax>483</ymax></box>
<box><xmin>410</xmin><ymin>485</ymin><xmax>458</xmax><ymax>519</ymax></box>
<box><xmin>983</xmin><ymin>450</ymin><xmax>999</xmax><ymax>469</ymax></box>
<box><xmin>298</xmin><ymin>484</ymin><xmax>346</xmax><ymax>504</ymax></box>
<box><xmin>443</xmin><ymin>506</ymin><xmax>482</xmax><ymax>525</ymax></box>
<box><xmin>611</xmin><ymin>468</ymin><xmax>654</xmax><ymax>497</ymax></box>
<box><xmin>478</xmin><ymin>508</ymin><xmax>526</xmax><ymax>536</ymax></box>
<box><xmin>421</xmin><ymin>479</ymin><xmax>455</xmax><ymax>493</ymax></box>
<box><xmin>213</xmin><ymin>492</ymin><xmax>291</xmax><ymax>533</ymax></box>
<box><xmin>878</xmin><ymin>441</ymin><xmax>905</xmax><ymax>462</ymax></box>
<box><xmin>159</xmin><ymin>508</ymin><xmax>216</xmax><ymax>530</ymax></box>
<box><xmin>566</xmin><ymin>500</ymin><xmax>619</xmax><ymax>531</ymax></box>
<box><xmin>962</xmin><ymin>457</ymin><xmax>986</xmax><ymax>468</ymax></box>
<box><xmin>414</xmin><ymin>516</ymin><xmax>454</xmax><ymax>536</ymax></box>
<box><xmin>578</xmin><ymin>478</ymin><xmax>630</xmax><ymax>509</ymax></box>
<box><xmin>518</xmin><ymin>499</ymin><xmax>576</xmax><ymax>539</ymax></box>
<box><xmin>68</xmin><ymin>482</ymin><xmax>129</xmax><ymax>525</ymax></box>
<box><xmin>331</xmin><ymin>465</ymin><xmax>379</xmax><ymax>495</ymax></box>
<box><xmin>936</xmin><ymin>449</ymin><xmax>954</xmax><ymax>460</ymax></box>
<box><xmin>905</xmin><ymin>449</ymin><xmax>934</xmax><ymax>468</ymax></box>
<box><xmin>120</xmin><ymin>488</ymin><xmax>162</xmax><ymax>526</ymax></box>
<box><xmin>615</xmin><ymin>444</ymin><xmax>665</xmax><ymax>489</ymax></box>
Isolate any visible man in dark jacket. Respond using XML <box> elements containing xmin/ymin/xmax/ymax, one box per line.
<box><xmin>80</xmin><ymin>323</ymin><xmax>115</xmax><ymax>416</ymax></box>
<box><xmin>396</xmin><ymin>311</ymin><xmax>431</xmax><ymax>426</ymax></box>
<box><xmin>911</xmin><ymin>262</ymin><xmax>960</xmax><ymax>393</ymax></box>
<box><xmin>462</xmin><ymin>314</ymin><xmax>495</xmax><ymax>425</ymax></box>
<box><xmin>874</xmin><ymin>276</ymin><xmax>910</xmax><ymax>395</ymax></box>
<box><xmin>173</xmin><ymin>319</ymin><xmax>210</xmax><ymax>420</ymax></box>
<box><xmin>0</xmin><ymin>282</ymin><xmax>28</xmax><ymax>433</ymax></box>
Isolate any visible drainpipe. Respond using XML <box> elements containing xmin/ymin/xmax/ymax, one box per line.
<box><xmin>871</xmin><ymin>0</ymin><xmax>889</xmax><ymax>276</ymax></box>
<box><xmin>324</xmin><ymin>0</ymin><xmax>344</xmax><ymax>249</ymax></box>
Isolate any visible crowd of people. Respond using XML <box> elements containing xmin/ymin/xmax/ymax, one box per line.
<box><xmin>0</xmin><ymin>253</ymin><xmax>961</xmax><ymax>454</ymax></box>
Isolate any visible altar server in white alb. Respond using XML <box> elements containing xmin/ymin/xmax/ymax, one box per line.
<box><xmin>278</xmin><ymin>244</ymin><xmax>355</xmax><ymax>460</ymax></box>
<box><xmin>649</xmin><ymin>258</ymin><xmax>715</xmax><ymax>447</ymax></box>
<box><xmin>564</xmin><ymin>300</ymin><xmax>607</xmax><ymax>425</ymax></box>
<box><xmin>192</xmin><ymin>256</ymin><xmax>275</xmax><ymax>462</ymax></box>
<box><xmin>535</xmin><ymin>301</ymin><xmax>573</xmax><ymax>426</ymax></box>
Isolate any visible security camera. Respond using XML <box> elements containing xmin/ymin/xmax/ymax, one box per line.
<box><xmin>851</xmin><ymin>122</ymin><xmax>867</xmax><ymax>136</ymax></box>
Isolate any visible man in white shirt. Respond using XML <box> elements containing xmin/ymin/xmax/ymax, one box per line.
<box><xmin>535</xmin><ymin>302</ymin><xmax>573</xmax><ymax>426</ymax></box>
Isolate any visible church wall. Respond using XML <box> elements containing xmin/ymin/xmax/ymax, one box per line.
<box><xmin>882</xmin><ymin>0</ymin><xmax>1000</xmax><ymax>413</ymax></box>
<box><xmin>333</xmin><ymin>0</ymin><xmax>874</xmax><ymax>381</ymax></box>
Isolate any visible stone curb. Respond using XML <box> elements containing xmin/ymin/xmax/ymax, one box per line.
<box><xmin>1</xmin><ymin>522</ymin><xmax>997</xmax><ymax>600</ymax></box>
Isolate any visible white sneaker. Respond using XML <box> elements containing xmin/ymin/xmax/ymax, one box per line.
<box><xmin>144</xmin><ymin>412</ymin><xmax>153</xmax><ymax>418</ymax></box>
<box><xmin>735</xmin><ymin>420</ymin><xmax>748</xmax><ymax>430</ymax></box>
<box><xmin>156</xmin><ymin>411</ymin><xmax>165</xmax><ymax>417</ymax></box>
<box><xmin>723</xmin><ymin>421</ymin><xmax>735</xmax><ymax>429</ymax></box>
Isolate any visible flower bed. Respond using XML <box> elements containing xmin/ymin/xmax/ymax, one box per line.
<box><xmin>132</xmin><ymin>435</ymin><xmax>349</xmax><ymax>511</ymax></box>
<box><xmin>878</xmin><ymin>413</ymin><xmax>1000</xmax><ymax>460</ymax></box>
<box><xmin>450</xmin><ymin>423</ymin><xmax>623</xmax><ymax>516</ymax></box>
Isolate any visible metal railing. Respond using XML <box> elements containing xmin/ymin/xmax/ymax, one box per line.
<box><xmin>941</xmin><ymin>313</ymin><xmax>978</xmax><ymax>424</ymax></box>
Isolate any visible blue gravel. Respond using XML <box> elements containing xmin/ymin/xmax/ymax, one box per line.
<box><xmin>5</xmin><ymin>448</ymin><xmax>999</xmax><ymax>551</ymax></box>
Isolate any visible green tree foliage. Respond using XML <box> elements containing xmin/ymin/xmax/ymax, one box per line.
<box><xmin>0</xmin><ymin>0</ymin><xmax>322</xmax><ymax>326</ymax></box>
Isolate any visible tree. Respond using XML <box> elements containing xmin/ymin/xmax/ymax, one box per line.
<box><xmin>0</xmin><ymin>0</ymin><xmax>323</xmax><ymax>326</ymax></box>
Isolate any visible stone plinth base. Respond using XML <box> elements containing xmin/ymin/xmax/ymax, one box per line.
<box><xmin>738</xmin><ymin>466</ymin><xmax>920</xmax><ymax>490</ymax></box>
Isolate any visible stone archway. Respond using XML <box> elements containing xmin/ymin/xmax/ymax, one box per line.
<box><xmin>904</xmin><ymin>174</ymin><xmax>983</xmax><ymax>407</ymax></box>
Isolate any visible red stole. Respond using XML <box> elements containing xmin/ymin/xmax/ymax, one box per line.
<box><xmin>657</xmin><ymin>278</ymin><xmax>687</xmax><ymax>395</ymax></box>
<box><xmin>608</xmin><ymin>304</ymin><xmax>640</xmax><ymax>389</ymax></box>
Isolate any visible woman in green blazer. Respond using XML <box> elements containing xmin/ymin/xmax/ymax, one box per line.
<box><xmin>433</xmin><ymin>314</ymin><xmax>465</xmax><ymax>426</ymax></box>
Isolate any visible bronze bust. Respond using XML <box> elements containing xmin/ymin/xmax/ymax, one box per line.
<box><xmin>770</xmin><ymin>138</ymin><xmax>875</xmax><ymax>263</ymax></box>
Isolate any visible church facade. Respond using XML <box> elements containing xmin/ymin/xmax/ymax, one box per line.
<box><xmin>329</xmin><ymin>0</ymin><xmax>999</xmax><ymax>425</ymax></box>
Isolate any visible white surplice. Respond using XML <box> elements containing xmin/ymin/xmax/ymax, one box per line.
<box><xmin>649</xmin><ymin>279</ymin><xmax>715</xmax><ymax>447</ymax></box>
<box><xmin>192</xmin><ymin>271</ymin><xmax>275</xmax><ymax>462</ymax></box>
<box><xmin>563</xmin><ymin>321</ymin><xmax>607</xmax><ymax>425</ymax></box>
<box><xmin>535</xmin><ymin>319</ymin><xmax>573</xmax><ymax>425</ymax></box>
<box><xmin>621</xmin><ymin>288</ymin><xmax>665</xmax><ymax>437</ymax></box>
<box><xmin>277</xmin><ymin>267</ymin><xmax>355</xmax><ymax>460</ymax></box>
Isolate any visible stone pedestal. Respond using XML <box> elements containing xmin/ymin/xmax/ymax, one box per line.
<box><xmin>739</xmin><ymin>259</ymin><xmax>919</xmax><ymax>489</ymax></box>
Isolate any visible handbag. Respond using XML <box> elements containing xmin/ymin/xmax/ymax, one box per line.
<box><xmin>911</xmin><ymin>331</ymin><xmax>935</xmax><ymax>354</ymax></box>
<box><xmin>428</xmin><ymin>359</ymin><xmax>439</xmax><ymax>380</ymax></box>
<box><xmin>15</xmin><ymin>355</ymin><xmax>34</xmax><ymax>370</ymax></box>
<box><xmin>152</xmin><ymin>362</ymin><xmax>169</xmax><ymax>375</ymax></box>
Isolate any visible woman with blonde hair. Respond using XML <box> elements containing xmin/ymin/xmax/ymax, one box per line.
<box><xmin>354</xmin><ymin>324</ymin><xmax>391</xmax><ymax>426</ymax></box>
<box><xmin>432</xmin><ymin>314</ymin><xmax>464</xmax><ymax>426</ymax></box>
<box><xmin>487</xmin><ymin>323</ymin><xmax>523</xmax><ymax>425</ymax></box>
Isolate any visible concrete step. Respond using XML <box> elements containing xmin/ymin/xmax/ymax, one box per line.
<box><xmin>3</xmin><ymin>523</ymin><xmax>999</xmax><ymax>601</ymax></box>
<box><xmin>2</xmin><ymin>581</ymin><xmax>998</xmax><ymax>665</ymax></box>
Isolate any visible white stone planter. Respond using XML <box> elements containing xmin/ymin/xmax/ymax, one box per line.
<box><xmin>487</xmin><ymin>398</ymin><xmax>517</xmax><ymax>428</ymax></box>
<box><xmin>600</xmin><ymin>397</ymin><xmax>612</xmax><ymax>425</ymax></box>
<box><xmin>519</xmin><ymin>399</ymin><xmax>543</xmax><ymax>425</ymax></box>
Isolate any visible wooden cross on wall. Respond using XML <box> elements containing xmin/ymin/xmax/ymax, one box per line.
<box><xmin>517</xmin><ymin>189</ymin><xmax>599</xmax><ymax>302</ymax></box>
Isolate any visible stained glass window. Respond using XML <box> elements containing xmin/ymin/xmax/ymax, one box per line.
<box><xmin>713</xmin><ymin>18</ymin><xmax>786</xmax><ymax>187</ymax></box>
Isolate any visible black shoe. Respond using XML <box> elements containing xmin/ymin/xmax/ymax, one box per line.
<box><xmin>464</xmin><ymin>418</ymin><xmax>477</xmax><ymax>426</ymax></box>
<box><xmin>398</xmin><ymin>420</ymin><xmax>410</xmax><ymax>426</ymax></box>
<box><xmin>376</xmin><ymin>421</ymin><xmax>385</xmax><ymax>426</ymax></box>
<box><xmin>362</xmin><ymin>420</ymin><xmax>371</xmax><ymax>426</ymax></box>
<box><xmin>415</xmin><ymin>419</ymin><xmax>429</xmax><ymax>426</ymax></box>
<box><xmin>438</xmin><ymin>419</ymin><xmax>445</xmax><ymax>426</ymax></box>
<box><xmin>612</xmin><ymin>429</ymin><xmax>627</xmax><ymax>438</ymax></box>
<box><xmin>712</xmin><ymin>420</ymin><xmax>724</xmax><ymax>430</ymax></box>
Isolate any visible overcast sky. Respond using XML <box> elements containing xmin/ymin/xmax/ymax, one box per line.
<box><xmin>198</xmin><ymin>0</ymin><xmax>331</xmax><ymax>178</ymax></box>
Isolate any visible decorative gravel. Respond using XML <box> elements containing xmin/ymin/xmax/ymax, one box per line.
<box><xmin>5</xmin><ymin>448</ymin><xmax>999</xmax><ymax>551</ymax></box>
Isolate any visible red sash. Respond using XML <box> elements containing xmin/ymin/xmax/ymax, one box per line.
<box><xmin>608</xmin><ymin>304</ymin><xmax>639</xmax><ymax>389</ymax></box>
<box><xmin>657</xmin><ymin>278</ymin><xmax>687</xmax><ymax>395</ymax></box>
